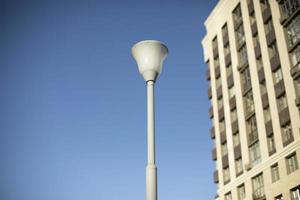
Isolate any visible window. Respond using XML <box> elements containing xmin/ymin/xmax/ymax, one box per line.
<box><xmin>269</xmin><ymin>43</ymin><xmax>278</xmax><ymax>58</ymax></box>
<box><xmin>241</xmin><ymin>67</ymin><xmax>251</xmax><ymax>92</ymax></box>
<box><xmin>229</xmin><ymin>87</ymin><xmax>235</xmax><ymax>98</ymax></box>
<box><xmin>250</xmin><ymin>12</ymin><xmax>256</xmax><ymax>25</ymax></box>
<box><xmin>286</xmin><ymin>152</ymin><xmax>298</xmax><ymax>174</ymax></box>
<box><xmin>282</xmin><ymin>123</ymin><xmax>293</xmax><ymax>145</ymax></box>
<box><xmin>224</xmin><ymin>45</ymin><xmax>230</xmax><ymax>57</ymax></box>
<box><xmin>223</xmin><ymin>167</ymin><xmax>230</xmax><ymax>184</ymax></box>
<box><xmin>231</xmin><ymin>109</ymin><xmax>238</xmax><ymax>122</ymax></box>
<box><xmin>273</xmin><ymin>68</ymin><xmax>283</xmax><ymax>83</ymax></box>
<box><xmin>237</xmin><ymin>184</ymin><xmax>246</xmax><ymax>200</ymax></box>
<box><xmin>267</xmin><ymin>134</ymin><xmax>276</xmax><ymax>155</ymax></box>
<box><xmin>260</xmin><ymin>0</ymin><xmax>270</xmax><ymax>12</ymax></box>
<box><xmin>247</xmin><ymin>115</ymin><xmax>258</xmax><ymax>144</ymax></box>
<box><xmin>244</xmin><ymin>90</ymin><xmax>255</xmax><ymax>116</ymax></box>
<box><xmin>233</xmin><ymin>133</ymin><xmax>240</xmax><ymax>147</ymax></box>
<box><xmin>236</xmin><ymin>25</ymin><xmax>245</xmax><ymax>47</ymax></box>
<box><xmin>291</xmin><ymin>185</ymin><xmax>300</xmax><ymax>200</ymax></box>
<box><xmin>252</xmin><ymin>173</ymin><xmax>265</xmax><ymax>199</ymax></box>
<box><xmin>253</xmin><ymin>35</ymin><xmax>260</xmax><ymax>47</ymax></box>
<box><xmin>235</xmin><ymin>158</ymin><xmax>243</xmax><ymax>175</ymax></box>
<box><xmin>214</xmin><ymin>58</ymin><xmax>220</xmax><ymax>69</ymax></box>
<box><xmin>239</xmin><ymin>45</ymin><xmax>248</xmax><ymax>66</ymax></box>
<box><xmin>275</xmin><ymin>194</ymin><xmax>283</xmax><ymax>200</ymax></box>
<box><xmin>265</xmin><ymin>19</ymin><xmax>274</xmax><ymax>35</ymax></box>
<box><xmin>227</xmin><ymin>64</ymin><xmax>233</xmax><ymax>76</ymax></box>
<box><xmin>221</xmin><ymin>142</ymin><xmax>228</xmax><ymax>156</ymax></box>
<box><xmin>264</xmin><ymin>108</ymin><xmax>271</xmax><ymax>122</ymax></box>
<box><xmin>219</xmin><ymin>120</ymin><xmax>225</xmax><ymax>132</ymax></box>
<box><xmin>291</xmin><ymin>47</ymin><xmax>300</xmax><ymax>67</ymax></box>
<box><xmin>286</xmin><ymin>16</ymin><xmax>300</xmax><ymax>47</ymax></box>
<box><xmin>225</xmin><ymin>192</ymin><xmax>232</xmax><ymax>200</ymax></box>
<box><xmin>216</xmin><ymin>77</ymin><xmax>222</xmax><ymax>88</ymax></box>
<box><xmin>271</xmin><ymin>163</ymin><xmax>280</xmax><ymax>182</ymax></box>
<box><xmin>260</xmin><ymin>83</ymin><xmax>267</xmax><ymax>95</ymax></box>
<box><xmin>213</xmin><ymin>37</ymin><xmax>218</xmax><ymax>49</ymax></box>
<box><xmin>280</xmin><ymin>0</ymin><xmax>300</xmax><ymax>18</ymax></box>
<box><xmin>277</xmin><ymin>95</ymin><xmax>287</xmax><ymax>112</ymax></box>
<box><xmin>218</xmin><ymin>98</ymin><xmax>223</xmax><ymax>108</ymax></box>
<box><xmin>233</xmin><ymin>4</ymin><xmax>242</xmax><ymax>24</ymax></box>
<box><xmin>249</xmin><ymin>141</ymin><xmax>261</xmax><ymax>166</ymax></box>
<box><xmin>223</xmin><ymin>24</ymin><xmax>228</xmax><ymax>37</ymax></box>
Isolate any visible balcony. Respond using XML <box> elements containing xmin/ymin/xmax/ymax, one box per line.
<box><xmin>279</xmin><ymin>107</ymin><xmax>290</xmax><ymax>126</ymax></box>
<box><xmin>206</xmin><ymin>68</ymin><xmax>211</xmax><ymax>80</ymax></box>
<box><xmin>218</xmin><ymin>107</ymin><xmax>224</xmax><ymax>121</ymax></box>
<box><xmin>242</xmin><ymin>83</ymin><xmax>252</xmax><ymax>96</ymax></box>
<box><xmin>229</xmin><ymin>96</ymin><xmax>236</xmax><ymax>110</ymax></box>
<box><xmin>223</xmin><ymin>33</ymin><xmax>229</xmax><ymax>46</ymax></box>
<box><xmin>255</xmin><ymin>44</ymin><xmax>261</xmax><ymax>59</ymax></box>
<box><xmin>238</xmin><ymin>60</ymin><xmax>249</xmax><ymax>72</ymax></box>
<box><xmin>270</xmin><ymin>54</ymin><xmax>281</xmax><ymax>72</ymax></box>
<box><xmin>217</xmin><ymin>86</ymin><xmax>223</xmax><ymax>99</ymax></box>
<box><xmin>265</xmin><ymin>120</ymin><xmax>273</xmax><ymax>137</ymax></box>
<box><xmin>220</xmin><ymin>130</ymin><xmax>227</xmax><ymax>144</ymax></box>
<box><xmin>215</xmin><ymin>66</ymin><xmax>221</xmax><ymax>78</ymax></box>
<box><xmin>248</xmin><ymin>0</ymin><xmax>254</xmax><ymax>15</ymax></box>
<box><xmin>209</xmin><ymin>106</ymin><xmax>214</xmax><ymax>119</ymax></box>
<box><xmin>225</xmin><ymin>53</ymin><xmax>231</xmax><ymax>67</ymax></box>
<box><xmin>251</xmin><ymin>22</ymin><xmax>257</xmax><ymax>36</ymax></box>
<box><xmin>210</xmin><ymin>126</ymin><xmax>215</xmax><ymax>139</ymax></box>
<box><xmin>280</xmin><ymin>4</ymin><xmax>300</xmax><ymax>26</ymax></box>
<box><xmin>222</xmin><ymin>154</ymin><xmax>229</xmax><ymax>168</ymax></box>
<box><xmin>234</xmin><ymin>145</ymin><xmax>241</xmax><ymax>160</ymax></box>
<box><xmin>274</xmin><ymin>79</ymin><xmax>285</xmax><ymax>98</ymax></box>
<box><xmin>262</xmin><ymin>7</ymin><xmax>271</xmax><ymax>23</ymax></box>
<box><xmin>208</xmin><ymin>86</ymin><xmax>212</xmax><ymax>99</ymax></box>
<box><xmin>213</xmin><ymin>170</ymin><xmax>219</xmax><ymax>183</ymax></box>
<box><xmin>261</xmin><ymin>93</ymin><xmax>269</xmax><ymax>109</ymax></box>
<box><xmin>212</xmin><ymin>148</ymin><xmax>217</xmax><ymax>161</ymax></box>
<box><xmin>258</xmin><ymin>68</ymin><xmax>265</xmax><ymax>83</ymax></box>
<box><xmin>232</xmin><ymin>120</ymin><xmax>239</xmax><ymax>134</ymax></box>
<box><xmin>234</xmin><ymin>18</ymin><xmax>243</xmax><ymax>30</ymax></box>
<box><xmin>227</xmin><ymin>73</ymin><xmax>234</xmax><ymax>88</ymax></box>
<box><xmin>213</xmin><ymin>46</ymin><xmax>219</xmax><ymax>58</ymax></box>
<box><xmin>248</xmin><ymin>130</ymin><xmax>258</xmax><ymax>146</ymax></box>
<box><xmin>296</xmin><ymin>96</ymin><xmax>300</xmax><ymax>107</ymax></box>
<box><xmin>290</xmin><ymin>62</ymin><xmax>300</xmax><ymax>79</ymax></box>
<box><xmin>266</xmin><ymin>29</ymin><xmax>276</xmax><ymax>46</ymax></box>
<box><xmin>252</xmin><ymin>189</ymin><xmax>266</xmax><ymax>200</ymax></box>
<box><xmin>245</xmin><ymin>104</ymin><xmax>255</xmax><ymax>120</ymax></box>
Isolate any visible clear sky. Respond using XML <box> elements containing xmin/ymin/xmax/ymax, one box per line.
<box><xmin>0</xmin><ymin>0</ymin><xmax>218</xmax><ymax>199</ymax></box>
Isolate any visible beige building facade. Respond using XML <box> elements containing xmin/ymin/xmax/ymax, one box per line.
<box><xmin>202</xmin><ymin>0</ymin><xmax>300</xmax><ymax>199</ymax></box>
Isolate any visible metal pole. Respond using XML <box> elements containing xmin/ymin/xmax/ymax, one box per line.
<box><xmin>146</xmin><ymin>80</ymin><xmax>157</xmax><ymax>200</ymax></box>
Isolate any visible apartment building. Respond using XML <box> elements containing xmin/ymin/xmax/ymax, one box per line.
<box><xmin>202</xmin><ymin>0</ymin><xmax>300</xmax><ymax>199</ymax></box>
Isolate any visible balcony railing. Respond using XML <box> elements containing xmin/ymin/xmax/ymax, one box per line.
<box><xmin>252</xmin><ymin>187</ymin><xmax>265</xmax><ymax>200</ymax></box>
<box><xmin>248</xmin><ymin>129</ymin><xmax>258</xmax><ymax>145</ymax></box>
<box><xmin>290</xmin><ymin>61</ymin><xmax>300</xmax><ymax>79</ymax></box>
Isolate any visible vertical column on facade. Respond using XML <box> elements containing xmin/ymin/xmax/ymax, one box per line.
<box><xmin>210</xmin><ymin>35</ymin><xmax>224</xmax><ymax>192</ymax></box>
<box><xmin>257</xmin><ymin>0</ymin><xmax>295</xmax><ymax>151</ymax></box>
<box><xmin>271</xmin><ymin>0</ymin><xmax>300</xmax><ymax>142</ymax></box>
<box><xmin>241</xmin><ymin>0</ymin><xmax>270</xmax><ymax>162</ymax></box>
<box><xmin>221</xmin><ymin>22</ymin><xmax>243</xmax><ymax>186</ymax></box>
<box><xmin>227</xmin><ymin>5</ymin><xmax>251</xmax><ymax>179</ymax></box>
<box><xmin>213</xmin><ymin>34</ymin><xmax>231</xmax><ymax>189</ymax></box>
<box><xmin>254</xmin><ymin>0</ymin><xmax>284</xmax><ymax>153</ymax></box>
<box><xmin>233</xmin><ymin>2</ymin><xmax>263</xmax><ymax>173</ymax></box>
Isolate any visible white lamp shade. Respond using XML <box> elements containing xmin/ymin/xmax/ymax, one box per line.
<box><xmin>131</xmin><ymin>40</ymin><xmax>168</xmax><ymax>82</ymax></box>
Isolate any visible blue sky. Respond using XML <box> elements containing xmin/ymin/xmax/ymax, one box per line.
<box><xmin>0</xmin><ymin>0</ymin><xmax>218</xmax><ymax>199</ymax></box>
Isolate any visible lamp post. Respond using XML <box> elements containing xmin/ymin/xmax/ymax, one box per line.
<box><xmin>131</xmin><ymin>40</ymin><xmax>168</xmax><ymax>200</ymax></box>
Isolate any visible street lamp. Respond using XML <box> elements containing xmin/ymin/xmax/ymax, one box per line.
<box><xmin>131</xmin><ymin>40</ymin><xmax>168</xmax><ymax>200</ymax></box>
